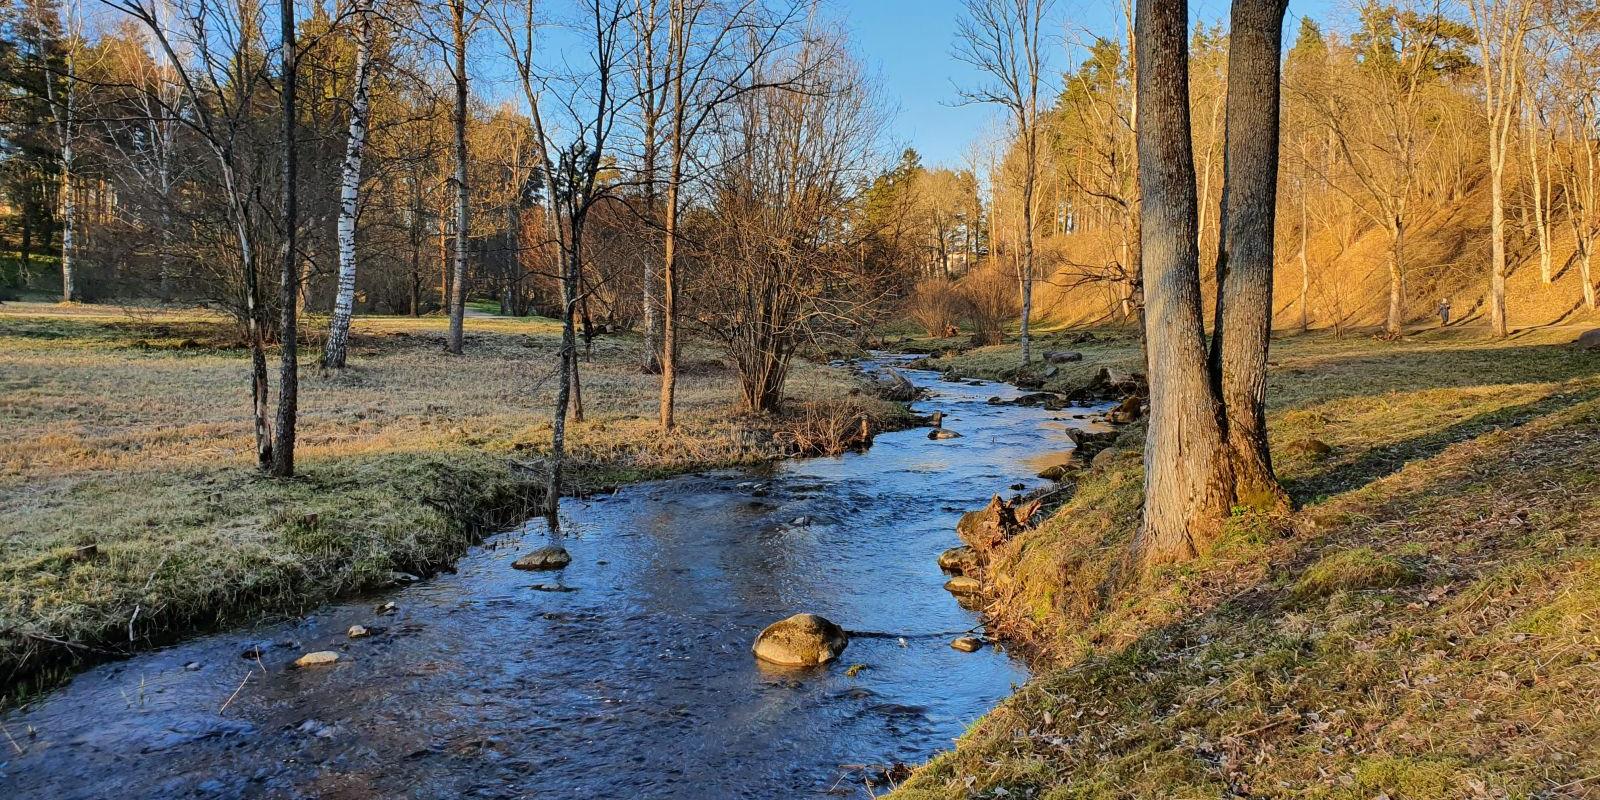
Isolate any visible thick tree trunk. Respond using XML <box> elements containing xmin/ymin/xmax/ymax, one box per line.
<box><xmin>1130</xmin><ymin>0</ymin><xmax>1235</xmax><ymax>571</ymax></box>
<box><xmin>271</xmin><ymin>0</ymin><xmax>299</xmax><ymax>477</ymax></box>
<box><xmin>1209</xmin><ymin>0</ymin><xmax>1289</xmax><ymax>513</ymax></box>
<box><xmin>323</xmin><ymin>0</ymin><xmax>375</xmax><ymax>369</ymax></box>
<box><xmin>447</xmin><ymin>1</ymin><xmax>469</xmax><ymax>355</ymax></box>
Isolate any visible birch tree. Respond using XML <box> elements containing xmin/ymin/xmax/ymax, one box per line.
<box><xmin>322</xmin><ymin>0</ymin><xmax>377</xmax><ymax>369</ymax></box>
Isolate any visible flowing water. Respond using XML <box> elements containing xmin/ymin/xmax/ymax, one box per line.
<box><xmin>0</xmin><ymin>359</ymin><xmax>1111</xmax><ymax>799</ymax></box>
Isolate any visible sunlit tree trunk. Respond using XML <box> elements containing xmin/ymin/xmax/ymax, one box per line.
<box><xmin>1209</xmin><ymin>0</ymin><xmax>1289</xmax><ymax>512</ymax></box>
<box><xmin>446</xmin><ymin>0</ymin><xmax>469</xmax><ymax>355</ymax></box>
<box><xmin>1386</xmin><ymin>217</ymin><xmax>1405</xmax><ymax>336</ymax></box>
<box><xmin>1298</xmin><ymin>176</ymin><xmax>1310</xmax><ymax>333</ymax></box>
<box><xmin>323</xmin><ymin>0</ymin><xmax>376</xmax><ymax>369</ymax></box>
<box><xmin>1130</xmin><ymin>0</ymin><xmax>1235</xmax><ymax>570</ymax></box>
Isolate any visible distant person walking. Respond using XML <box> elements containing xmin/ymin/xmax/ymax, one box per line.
<box><xmin>1437</xmin><ymin>298</ymin><xmax>1452</xmax><ymax>327</ymax></box>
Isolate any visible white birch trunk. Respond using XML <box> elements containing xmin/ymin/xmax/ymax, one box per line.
<box><xmin>322</xmin><ymin>0</ymin><xmax>375</xmax><ymax>368</ymax></box>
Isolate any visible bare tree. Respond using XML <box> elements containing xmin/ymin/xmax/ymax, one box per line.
<box><xmin>654</xmin><ymin>0</ymin><xmax>810</xmax><ymax>431</ymax></box>
<box><xmin>492</xmin><ymin>0</ymin><xmax>631</xmax><ymax>513</ymax></box>
<box><xmin>627</xmin><ymin>0</ymin><xmax>667</xmax><ymax>372</ymax></box>
<box><xmin>1317</xmin><ymin>0</ymin><xmax>1469</xmax><ymax>336</ymax></box>
<box><xmin>1468</xmin><ymin>0</ymin><xmax>1534</xmax><ymax>338</ymax></box>
<box><xmin>954</xmin><ymin>0</ymin><xmax>1051</xmax><ymax>365</ymax></box>
<box><xmin>101</xmin><ymin>0</ymin><xmax>282</xmax><ymax>471</ymax></box>
<box><xmin>445</xmin><ymin>0</ymin><xmax>471</xmax><ymax>355</ymax></box>
<box><xmin>323</xmin><ymin>0</ymin><xmax>378</xmax><ymax>369</ymax></box>
<box><xmin>35</xmin><ymin>0</ymin><xmax>81</xmax><ymax>301</ymax></box>
<box><xmin>692</xmin><ymin>29</ymin><xmax>887</xmax><ymax>412</ymax></box>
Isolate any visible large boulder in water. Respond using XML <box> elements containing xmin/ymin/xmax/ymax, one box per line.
<box><xmin>752</xmin><ymin>613</ymin><xmax>849</xmax><ymax>666</ymax></box>
<box><xmin>871</xmin><ymin>369</ymin><xmax>918</xmax><ymax>402</ymax></box>
<box><xmin>937</xmin><ymin>545</ymin><xmax>978</xmax><ymax>574</ymax></box>
<box><xmin>513</xmin><ymin>545</ymin><xmax>572</xmax><ymax>571</ymax></box>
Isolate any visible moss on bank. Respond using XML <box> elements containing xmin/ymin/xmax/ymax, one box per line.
<box><xmin>0</xmin><ymin>303</ymin><xmax>909</xmax><ymax>696</ymax></box>
<box><xmin>890</xmin><ymin>324</ymin><xmax>1600</xmax><ymax>799</ymax></box>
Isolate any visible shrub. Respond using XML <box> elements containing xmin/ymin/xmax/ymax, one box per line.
<box><xmin>905</xmin><ymin>277</ymin><xmax>960</xmax><ymax>337</ymax></box>
<box><xmin>956</xmin><ymin>261</ymin><xmax>1019</xmax><ymax>345</ymax></box>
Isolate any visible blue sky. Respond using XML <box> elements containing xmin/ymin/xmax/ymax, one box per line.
<box><xmin>844</xmin><ymin>0</ymin><xmax>1345</xmax><ymax>168</ymax></box>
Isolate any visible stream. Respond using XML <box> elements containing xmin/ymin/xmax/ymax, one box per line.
<box><xmin>0</xmin><ymin>358</ymin><xmax>1111</xmax><ymax>799</ymax></box>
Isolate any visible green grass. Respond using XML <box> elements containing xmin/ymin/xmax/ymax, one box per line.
<box><xmin>890</xmin><ymin>323</ymin><xmax>1600</xmax><ymax>799</ymax></box>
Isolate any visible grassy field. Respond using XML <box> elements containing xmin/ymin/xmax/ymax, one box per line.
<box><xmin>0</xmin><ymin>302</ymin><xmax>906</xmax><ymax>695</ymax></box>
<box><xmin>890</xmin><ymin>321</ymin><xmax>1600</xmax><ymax>799</ymax></box>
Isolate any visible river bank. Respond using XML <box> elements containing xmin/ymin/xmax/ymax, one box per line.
<box><xmin>0</xmin><ymin>356</ymin><xmax>1090</xmax><ymax>799</ymax></box>
<box><xmin>890</xmin><ymin>323</ymin><xmax>1600</xmax><ymax>798</ymax></box>
<box><xmin>0</xmin><ymin>303</ymin><xmax>910</xmax><ymax>696</ymax></box>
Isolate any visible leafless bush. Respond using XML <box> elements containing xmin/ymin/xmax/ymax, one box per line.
<box><xmin>956</xmin><ymin>261</ymin><xmax>1020</xmax><ymax>345</ymax></box>
<box><xmin>779</xmin><ymin>399</ymin><xmax>873</xmax><ymax>456</ymax></box>
<box><xmin>906</xmin><ymin>277</ymin><xmax>961</xmax><ymax>336</ymax></box>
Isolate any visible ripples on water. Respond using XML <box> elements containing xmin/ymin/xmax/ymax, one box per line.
<box><xmin>0</xmin><ymin>359</ymin><xmax>1110</xmax><ymax>799</ymax></box>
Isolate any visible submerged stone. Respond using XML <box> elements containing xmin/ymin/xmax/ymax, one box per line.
<box><xmin>951</xmin><ymin>636</ymin><xmax>984</xmax><ymax>653</ymax></box>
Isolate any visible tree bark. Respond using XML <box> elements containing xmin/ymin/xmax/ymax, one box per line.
<box><xmin>1386</xmin><ymin>218</ymin><xmax>1405</xmax><ymax>336</ymax></box>
<box><xmin>323</xmin><ymin>0</ymin><xmax>375</xmax><ymax>369</ymax></box>
<box><xmin>1130</xmin><ymin>0</ymin><xmax>1235</xmax><ymax>571</ymax></box>
<box><xmin>1298</xmin><ymin>177</ymin><xmax>1310</xmax><ymax>333</ymax></box>
<box><xmin>270</xmin><ymin>0</ymin><xmax>299</xmax><ymax>477</ymax></box>
<box><xmin>447</xmin><ymin>0</ymin><xmax>469</xmax><ymax>355</ymax></box>
<box><xmin>1209</xmin><ymin>0</ymin><xmax>1289</xmax><ymax>513</ymax></box>
<box><xmin>1488</xmin><ymin>141</ymin><xmax>1509</xmax><ymax>337</ymax></box>
<box><xmin>55</xmin><ymin>24</ymin><xmax>78</xmax><ymax>303</ymax></box>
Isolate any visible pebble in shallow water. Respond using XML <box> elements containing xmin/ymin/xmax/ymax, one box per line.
<box><xmin>295</xmin><ymin>651</ymin><xmax>340</xmax><ymax>668</ymax></box>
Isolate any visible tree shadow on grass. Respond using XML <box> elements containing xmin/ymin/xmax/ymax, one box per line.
<box><xmin>1282</xmin><ymin>385</ymin><xmax>1600</xmax><ymax>503</ymax></box>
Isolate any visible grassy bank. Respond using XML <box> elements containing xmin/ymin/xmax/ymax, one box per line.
<box><xmin>0</xmin><ymin>302</ymin><xmax>907</xmax><ymax>695</ymax></box>
<box><xmin>891</xmin><ymin>322</ymin><xmax>1600</xmax><ymax>799</ymax></box>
